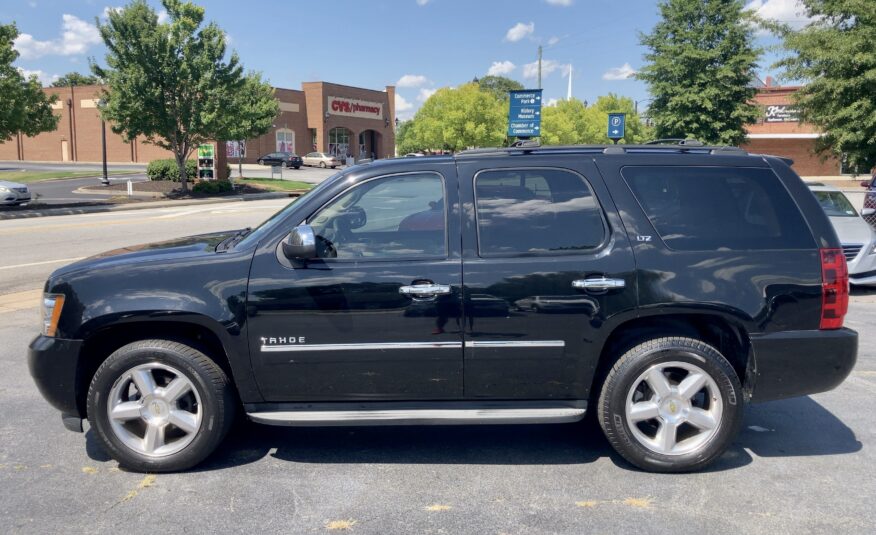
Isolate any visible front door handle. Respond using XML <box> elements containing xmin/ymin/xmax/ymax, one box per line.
<box><xmin>572</xmin><ymin>277</ymin><xmax>626</xmax><ymax>292</ymax></box>
<box><xmin>399</xmin><ymin>283</ymin><xmax>452</xmax><ymax>298</ymax></box>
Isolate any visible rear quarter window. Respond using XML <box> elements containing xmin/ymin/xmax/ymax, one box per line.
<box><xmin>621</xmin><ymin>166</ymin><xmax>814</xmax><ymax>251</ymax></box>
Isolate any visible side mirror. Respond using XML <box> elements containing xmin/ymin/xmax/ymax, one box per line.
<box><xmin>281</xmin><ymin>225</ymin><xmax>316</xmax><ymax>261</ymax></box>
<box><xmin>862</xmin><ymin>208</ymin><xmax>876</xmax><ymax>217</ymax></box>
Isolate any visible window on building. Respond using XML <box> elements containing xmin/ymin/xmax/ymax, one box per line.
<box><xmin>276</xmin><ymin>130</ymin><xmax>294</xmax><ymax>153</ymax></box>
<box><xmin>474</xmin><ymin>169</ymin><xmax>606</xmax><ymax>257</ymax></box>
<box><xmin>308</xmin><ymin>173</ymin><xmax>446</xmax><ymax>260</ymax></box>
<box><xmin>622</xmin><ymin>166</ymin><xmax>814</xmax><ymax>251</ymax></box>
<box><xmin>328</xmin><ymin>127</ymin><xmax>351</xmax><ymax>158</ymax></box>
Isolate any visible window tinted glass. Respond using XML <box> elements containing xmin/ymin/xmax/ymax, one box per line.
<box><xmin>622</xmin><ymin>166</ymin><xmax>814</xmax><ymax>251</ymax></box>
<box><xmin>813</xmin><ymin>190</ymin><xmax>857</xmax><ymax>217</ymax></box>
<box><xmin>475</xmin><ymin>169</ymin><xmax>606</xmax><ymax>256</ymax></box>
<box><xmin>309</xmin><ymin>173</ymin><xmax>446</xmax><ymax>260</ymax></box>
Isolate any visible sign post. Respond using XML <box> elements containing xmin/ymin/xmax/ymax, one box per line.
<box><xmin>197</xmin><ymin>143</ymin><xmax>215</xmax><ymax>180</ymax></box>
<box><xmin>607</xmin><ymin>113</ymin><xmax>626</xmax><ymax>144</ymax></box>
<box><xmin>508</xmin><ymin>89</ymin><xmax>543</xmax><ymax>139</ymax></box>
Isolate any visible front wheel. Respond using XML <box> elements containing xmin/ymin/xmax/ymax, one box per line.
<box><xmin>597</xmin><ymin>337</ymin><xmax>743</xmax><ymax>473</ymax></box>
<box><xmin>281</xmin><ymin>161</ymin><xmax>288</xmax><ymax>168</ymax></box>
<box><xmin>86</xmin><ymin>339</ymin><xmax>236</xmax><ymax>472</ymax></box>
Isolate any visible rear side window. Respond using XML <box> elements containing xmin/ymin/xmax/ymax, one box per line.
<box><xmin>622</xmin><ymin>166</ymin><xmax>814</xmax><ymax>251</ymax></box>
<box><xmin>475</xmin><ymin>168</ymin><xmax>606</xmax><ymax>256</ymax></box>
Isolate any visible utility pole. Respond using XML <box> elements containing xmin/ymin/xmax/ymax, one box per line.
<box><xmin>537</xmin><ymin>45</ymin><xmax>543</xmax><ymax>89</ymax></box>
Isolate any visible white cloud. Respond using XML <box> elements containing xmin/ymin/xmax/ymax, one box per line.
<box><xmin>744</xmin><ymin>0</ymin><xmax>816</xmax><ymax>31</ymax></box>
<box><xmin>417</xmin><ymin>88</ymin><xmax>437</xmax><ymax>102</ymax></box>
<box><xmin>17</xmin><ymin>68</ymin><xmax>58</xmax><ymax>87</ymax></box>
<box><xmin>544</xmin><ymin>0</ymin><xmax>573</xmax><ymax>5</ymax></box>
<box><xmin>13</xmin><ymin>14</ymin><xmax>101</xmax><ymax>59</ymax></box>
<box><xmin>522</xmin><ymin>59</ymin><xmax>566</xmax><ymax>80</ymax></box>
<box><xmin>487</xmin><ymin>60</ymin><xmax>516</xmax><ymax>76</ymax></box>
<box><xmin>505</xmin><ymin>22</ymin><xmax>534</xmax><ymax>42</ymax></box>
<box><xmin>602</xmin><ymin>63</ymin><xmax>636</xmax><ymax>80</ymax></box>
<box><xmin>416</xmin><ymin>0</ymin><xmax>431</xmax><ymax>5</ymax></box>
<box><xmin>157</xmin><ymin>9</ymin><xmax>170</xmax><ymax>23</ymax></box>
<box><xmin>396</xmin><ymin>74</ymin><xmax>430</xmax><ymax>88</ymax></box>
<box><xmin>547</xmin><ymin>36</ymin><xmax>560</xmax><ymax>46</ymax></box>
<box><xmin>102</xmin><ymin>6</ymin><xmax>122</xmax><ymax>19</ymax></box>
<box><xmin>395</xmin><ymin>94</ymin><xmax>415</xmax><ymax>120</ymax></box>
<box><xmin>544</xmin><ymin>98</ymin><xmax>559</xmax><ymax>107</ymax></box>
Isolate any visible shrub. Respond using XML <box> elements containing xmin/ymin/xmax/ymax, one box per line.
<box><xmin>147</xmin><ymin>159</ymin><xmax>197</xmax><ymax>181</ymax></box>
<box><xmin>192</xmin><ymin>179</ymin><xmax>233</xmax><ymax>195</ymax></box>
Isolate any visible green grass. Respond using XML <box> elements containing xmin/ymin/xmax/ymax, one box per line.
<box><xmin>240</xmin><ymin>178</ymin><xmax>314</xmax><ymax>192</ymax></box>
<box><xmin>0</xmin><ymin>170</ymin><xmax>135</xmax><ymax>183</ymax></box>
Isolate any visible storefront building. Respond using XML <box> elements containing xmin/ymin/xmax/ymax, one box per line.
<box><xmin>742</xmin><ymin>78</ymin><xmax>851</xmax><ymax>177</ymax></box>
<box><xmin>0</xmin><ymin>82</ymin><xmax>396</xmax><ymax>165</ymax></box>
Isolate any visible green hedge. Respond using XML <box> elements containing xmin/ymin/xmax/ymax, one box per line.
<box><xmin>192</xmin><ymin>179</ymin><xmax>233</xmax><ymax>194</ymax></box>
<box><xmin>147</xmin><ymin>159</ymin><xmax>196</xmax><ymax>181</ymax></box>
<box><xmin>147</xmin><ymin>160</ymin><xmax>231</xmax><ymax>181</ymax></box>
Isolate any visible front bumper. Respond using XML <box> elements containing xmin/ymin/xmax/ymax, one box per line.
<box><xmin>28</xmin><ymin>335</ymin><xmax>85</xmax><ymax>422</ymax></box>
<box><xmin>748</xmin><ymin>328</ymin><xmax>857</xmax><ymax>403</ymax></box>
<box><xmin>2</xmin><ymin>191</ymin><xmax>31</xmax><ymax>204</ymax></box>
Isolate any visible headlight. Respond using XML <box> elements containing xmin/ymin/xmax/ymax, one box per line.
<box><xmin>870</xmin><ymin>243</ymin><xmax>876</xmax><ymax>255</ymax></box>
<box><xmin>0</xmin><ymin>186</ymin><xmax>9</xmax><ymax>193</ymax></box>
<box><xmin>40</xmin><ymin>293</ymin><xmax>66</xmax><ymax>337</ymax></box>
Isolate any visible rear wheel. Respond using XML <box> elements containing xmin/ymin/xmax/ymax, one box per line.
<box><xmin>597</xmin><ymin>337</ymin><xmax>742</xmax><ymax>472</ymax></box>
<box><xmin>87</xmin><ymin>339</ymin><xmax>236</xmax><ymax>472</ymax></box>
<box><xmin>319</xmin><ymin>161</ymin><xmax>327</xmax><ymax>168</ymax></box>
<box><xmin>281</xmin><ymin>161</ymin><xmax>288</xmax><ymax>168</ymax></box>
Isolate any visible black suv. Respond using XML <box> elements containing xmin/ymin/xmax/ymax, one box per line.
<box><xmin>29</xmin><ymin>144</ymin><xmax>857</xmax><ymax>473</ymax></box>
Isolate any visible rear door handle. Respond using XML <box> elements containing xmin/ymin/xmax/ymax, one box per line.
<box><xmin>572</xmin><ymin>277</ymin><xmax>626</xmax><ymax>292</ymax></box>
<box><xmin>399</xmin><ymin>283</ymin><xmax>452</xmax><ymax>298</ymax></box>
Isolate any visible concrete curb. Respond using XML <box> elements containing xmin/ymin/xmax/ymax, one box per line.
<box><xmin>0</xmin><ymin>192</ymin><xmax>296</xmax><ymax>220</ymax></box>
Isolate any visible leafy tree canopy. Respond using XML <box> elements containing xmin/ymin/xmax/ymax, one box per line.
<box><xmin>0</xmin><ymin>23</ymin><xmax>59</xmax><ymax>141</ymax></box>
<box><xmin>93</xmin><ymin>0</ymin><xmax>276</xmax><ymax>190</ymax></box>
<box><xmin>476</xmin><ymin>75</ymin><xmax>524</xmax><ymax>101</ymax></box>
<box><xmin>404</xmin><ymin>83</ymin><xmax>506</xmax><ymax>152</ymax></box>
<box><xmin>776</xmin><ymin>0</ymin><xmax>876</xmax><ymax>172</ymax></box>
<box><xmin>637</xmin><ymin>0</ymin><xmax>760</xmax><ymax>145</ymax></box>
<box><xmin>51</xmin><ymin>72</ymin><xmax>101</xmax><ymax>87</ymax></box>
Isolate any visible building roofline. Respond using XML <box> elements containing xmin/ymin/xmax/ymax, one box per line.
<box><xmin>301</xmin><ymin>81</ymin><xmax>392</xmax><ymax>94</ymax></box>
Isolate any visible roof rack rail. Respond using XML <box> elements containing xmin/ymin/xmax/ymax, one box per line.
<box><xmin>644</xmin><ymin>138</ymin><xmax>704</xmax><ymax>146</ymax></box>
<box><xmin>455</xmin><ymin>144</ymin><xmax>749</xmax><ymax>158</ymax></box>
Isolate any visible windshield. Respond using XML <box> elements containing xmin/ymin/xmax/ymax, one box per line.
<box><xmin>813</xmin><ymin>190</ymin><xmax>857</xmax><ymax>217</ymax></box>
<box><xmin>235</xmin><ymin>172</ymin><xmax>343</xmax><ymax>249</ymax></box>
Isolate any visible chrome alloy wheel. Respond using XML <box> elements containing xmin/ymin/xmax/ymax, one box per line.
<box><xmin>624</xmin><ymin>361</ymin><xmax>723</xmax><ymax>456</ymax></box>
<box><xmin>107</xmin><ymin>363</ymin><xmax>202</xmax><ymax>458</ymax></box>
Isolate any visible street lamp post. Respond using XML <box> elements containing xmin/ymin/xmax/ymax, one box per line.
<box><xmin>634</xmin><ymin>98</ymin><xmax>654</xmax><ymax>116</ymax></box>
<box><xmin>99</xmin><ymin>99</ymin><xmax>109</xmax><ymax>186</ymax></box>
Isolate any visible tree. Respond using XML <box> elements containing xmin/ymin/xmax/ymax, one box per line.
<box><xmin>221</xmin><ymin>73</ymin><xmax>280</xmax><ymax>178</ymax></box>
<box><xmin>776</xmin><ymin>0</ymin><xmax>876</xmax><ymax>172</ymax></box>
<box><xmin>637</xmin><ymin>0</ymin><xmax>760</xmax><ymax>145</ymax></box>
<box><xmin>540</xmin><ymin>95</ymin><xmax>652</xmax><ymax>145</ymax></box>
<box><xmin>406</xmin><ymin>83</ymin><xmax>506</xmax><ymax>151</ymax></box>
<box><xmin>51</xmin><ymin>72</ymin><xmax>100</xmax><ymax>87</ymax></box>
<box><xmin>476</xmin><ymin>75</ymin><xmax>524</xmax><ymax>101</ymax></box>
<box><xmin>0</xmin><ymin>23</ymin><xmax>59</xmax><ymax>141</ymax></box>
<box><xmin>93</xmin><ymin>0</ymin><xmax>274</xmax><ymax>191</ymax></box>
<box><xmin>395</xmin><ymin>119</ymin><xmax>418</xmax><ymax>155</ymax></box>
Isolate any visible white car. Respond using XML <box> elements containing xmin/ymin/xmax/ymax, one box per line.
<box><xmin>0</xmin><ymin>180</ymin><xmax>32</xmax><ymax>206</ymax></box>
<box><xmin>809</xmin><ymin>184</ymin><xmax>876</xmax><ymax>286</ymax></box>
<box><xmin>302</xmin><ymin>152</ymin><xmax>342</xmax><ymax>169</ymax></box>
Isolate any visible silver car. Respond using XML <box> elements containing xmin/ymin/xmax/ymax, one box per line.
<box><xmin>0</xmin><ymin>180</ymin><xmax>32</xmax><ymax>206</ymax></box>
<box><xmin>809</xmin><ymin>184</ymin><xmax>876</xmax><ymax>286</ymax></box>
<box><xmin>302</xmin><ymin>152</ymin><xmax>342</xmax><ymax>169</ymax></box>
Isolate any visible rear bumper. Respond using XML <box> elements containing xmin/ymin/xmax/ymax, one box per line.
<box><xmin>28</xmin><ymin>335</ymin><xmax>85</xmax><ymax>421</ymax></box>
<box><xmin>748</xmin><ymin>328</ymin><xmax>857</xmax><ymax>402</ymax></box>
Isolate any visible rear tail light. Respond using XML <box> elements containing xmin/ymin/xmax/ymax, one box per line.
<box><xmin>820</xmin><ymin>248</ymin><xmax>849</xmax><ymax>329</ymax></box>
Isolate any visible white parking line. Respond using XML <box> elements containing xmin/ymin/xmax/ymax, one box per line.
<box><xmin>0</xmin><ymin>257</ymin><xmax>84</xmax><ymax>270</ymax></box>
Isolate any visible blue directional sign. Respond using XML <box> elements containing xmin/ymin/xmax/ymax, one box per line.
<box><xmin>607</xmin><ymin>113</ymin><xmax>626</xmax><ymax>140</ymax></box>
<box><xmin>508</xmin><ymin>89</ymin><xmax>543</xmax><ymax>137</ymax></box>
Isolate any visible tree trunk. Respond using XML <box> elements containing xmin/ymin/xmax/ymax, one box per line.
<box><xmin>238</xmin><ymin>140</ymin><xmax>244</xmax><ymax>179</ymax></box>
<box><xmin>176</xmin><ymin>151</ymin><xmax>188</xmax><ymax>193</ymax></box>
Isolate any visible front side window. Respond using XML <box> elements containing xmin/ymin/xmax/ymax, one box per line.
<box><xmin>622</xmin><ymin>166</ymin><xmax>814</xmax><ymax>251</ymax></box>
<box><xmin>309</xmin><ymin>173</ymin><xmax>446</xmax><ymax>260</ymax></box>
<box><xmin>474</xmin><ymin>169</ymin><xmax>606</xmax><ymax>256</ymax></box>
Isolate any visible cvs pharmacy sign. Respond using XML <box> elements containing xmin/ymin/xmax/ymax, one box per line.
<box><xmin>328</xmin><ymin>96</ymin><xmax>383</xmax><ymax>120</ymax></box>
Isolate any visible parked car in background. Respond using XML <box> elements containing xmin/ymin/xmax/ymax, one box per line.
<box><xmin>404</xmin><ymin>153</ymin><xmax>425</xmax><ymax>158</ymax></box>
<box><xmin>256</xmin><ymin>152</ymin><xmax>302</xmax><ymax>169</ymax></box>
<box><xmin>302</xmin><ymin>152</ymin><xmax>342</xmax><ymax>168</ymax></box>
<box><xmin>809</xmin><ymin>184</ymin><xmax>876</xmax><ymax>286</ymax></box>
<box><xmin>0</xmin><ymin>180</ymin><xmax>32</xmax><ymax>206</ymax></box>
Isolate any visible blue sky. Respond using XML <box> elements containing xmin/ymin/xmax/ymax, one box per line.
<box><xmin>3</xmin><ymin>0</ymin><xmax>811</xmax><ymax>119</ymax></box>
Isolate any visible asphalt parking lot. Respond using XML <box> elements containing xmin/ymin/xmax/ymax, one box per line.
<box><xmin>0</xmin><ymin>200</ymin><xmax>874</xmax><ymax>534</ymax></box>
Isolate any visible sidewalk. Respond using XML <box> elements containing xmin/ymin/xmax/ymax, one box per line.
<box><xmin>0</xmin><ymin>191</ymin><xmax>296</xmax><ymax>221</ymax></box>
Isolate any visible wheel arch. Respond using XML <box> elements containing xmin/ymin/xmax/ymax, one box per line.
<box><xmin>591</xmin><ymin>312</ymin><xmax>752</xmax><ymax>404</ymax></box>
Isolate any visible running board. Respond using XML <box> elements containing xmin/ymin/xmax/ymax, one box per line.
<box><xmin>246</xmin><ymin>401</ymin><xmax>587</xmax><ymax>427</ymax></box>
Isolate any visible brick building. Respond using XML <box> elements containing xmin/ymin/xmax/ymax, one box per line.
<box><xmin>0</xmin><ymin>81</ymin><xmax>396</xmax><ymax>165</ymax></box>
<box><xmin>741</xmin><ymin>78</ymin><xmax>845</xmax><ymax>177</ymax></box>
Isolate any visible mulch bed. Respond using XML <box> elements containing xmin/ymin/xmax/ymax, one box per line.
<box><xmin>82</xmin><ymin>180</ymin><xmax>267</xmax><ymax>197</ymax></box>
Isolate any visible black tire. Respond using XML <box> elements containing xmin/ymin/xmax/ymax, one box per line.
<box><xmin>293</xmin><ymin>165</ymin><xmax>301</xmax><ymax>170</ymax></box>
<box><xmin>281</xmin><ymin>161</ymin><xmax>288</xmax><ymax>168</ymax></box>
<box><xmin>319</xmin><ymin>161</ymin><xmax>327</xmax><ymax>168</ymax></box>
<box><xmin>86</xmin><ymin>339</ymin><xmax>236</xmax><ymax>473</ymax></box>
<box><xmin>597</xmin><ymin>337</ymin><xmax>743</xmax><ymax>473</ymax></box>
<box><xmin>257</xmin><ymin>159</ymin><xmax>264</xmax><ymax>165</ymax></box>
